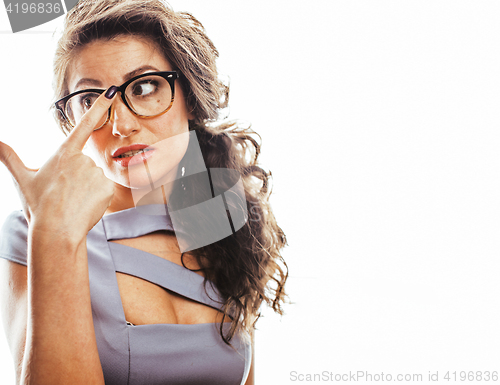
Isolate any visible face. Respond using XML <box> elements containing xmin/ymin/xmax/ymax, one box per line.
<box><xmin>67</xmin><ymin>35</ymin><xmax>192</xmax><ymax>192</ymax></box>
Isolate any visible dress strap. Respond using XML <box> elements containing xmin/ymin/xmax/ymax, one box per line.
<box><xmin>109</xmin><ymin>242</ymin><xmax>225</xmax><ymax>311</ymax></box>
<box><xmin>102</xmin><ymin>204</ymin><xmax>175</xmax><ymax>240</ymax></box>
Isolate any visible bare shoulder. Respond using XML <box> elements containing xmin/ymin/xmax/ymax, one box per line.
<box><xmin>244</xmin><ymin>330</ymin><xmax>255</xmax><ymax>385</ymax></box>
<box><xmin>0</xmin><ymin>258</ymin><xmax>28</xmax><ymax>384</ymax></box>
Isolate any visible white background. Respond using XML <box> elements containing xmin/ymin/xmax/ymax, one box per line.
<box><xmin>1</xmin><ymin>1</ymin><xmax>500</xmax><ymax>384</ymax></box>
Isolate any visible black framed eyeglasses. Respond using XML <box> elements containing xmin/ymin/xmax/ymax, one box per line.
<box><xmin>55</xmin><ymin>71</ymin><xmax>179</xmax><ymax>130</ymax></box>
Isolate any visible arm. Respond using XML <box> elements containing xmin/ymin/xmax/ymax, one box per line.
<box><xmin>0</xmin><ymin>228</ymin><xmax>105</xmax><ymax>385</ymax></box>
<box><xmin>244</xmin><ymin>331</ymin><xmax>255</xmax><ymax>385</ymax></box>
<box><xmin>0</xmin><ymin>87</ymin><xmax>119</xmax><ymax>385</ymax></box>
<box><xmin>22</xmin><ymin>226</ymin><xmax>104</xmax><ymax>384</ymax></box>
<box><xmin>0</xmin><ymin>259</ymin><xmax>27</xmax><ymax>384</ymax></box>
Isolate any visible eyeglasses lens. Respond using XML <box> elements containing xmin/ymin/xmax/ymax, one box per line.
<box><xmin>65</xmin><ymin>74</ymin><xmax>173</xmax><ymax>128</ymax></box>
<box><xmin>125</xmin><ymin>75</ymin><xmax>172</xmax><ymax>117</ymax></box>
<box><xmin>66</xmin><ymin>91</ymin><xmax>105</xmax><ymax>128</ymax></box>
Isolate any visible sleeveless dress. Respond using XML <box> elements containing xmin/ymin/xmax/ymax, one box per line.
<box><xmin>0</xmin><ymin>207</ymin><xmax>252</xmax><ymax>385</ymax></box>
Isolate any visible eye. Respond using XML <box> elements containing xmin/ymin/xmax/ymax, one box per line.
<box><xmin>78</xmin><ymin>93</ymin><xmax>99</xmax><ymax>110</ymax></box>
<box><xmin>83</xmin><ymin>97</ymin><xmax>93</xmax><ymax>108</ymax></box>
<box><xmin>131</xmin><ymin>79</ymin><xmax>159</xmax><ymax>97</ymax></box>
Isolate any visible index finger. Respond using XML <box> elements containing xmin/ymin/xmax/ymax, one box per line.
<box><xmin>64</xmin><ymin>86</ymin><xmax>119</xmax><ymax>151</ymax></box>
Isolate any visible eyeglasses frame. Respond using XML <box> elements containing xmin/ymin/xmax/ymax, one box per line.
<box><xmin>54</xmin><ymin>70</ymin><xmax>179</xmax><ymax>130</ymax></box>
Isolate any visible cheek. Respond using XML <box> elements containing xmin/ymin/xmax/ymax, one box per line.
<box><xmin>151</xmin><ymin>112</ymin><xmax>189</xmax><ymax>138</ymax></box>
<box><xmin>127</xmin><ymin>131</ymin><xmax>190</xmax><ymax>189</ymax></box>
<box><xmin>154</xmin><ymin>130</ymin><xmax>190</xmax><ymax>174</ymax></box>
<box><xmin>171</xmin><ymin>131</ymin><xmax>190</xmax><ymax>161</ymax></box>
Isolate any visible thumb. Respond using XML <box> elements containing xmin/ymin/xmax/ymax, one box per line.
<box><xmin>0</xmin><ymin>141</ymin><xmax>31</xmax><ymax>188</ymax></box>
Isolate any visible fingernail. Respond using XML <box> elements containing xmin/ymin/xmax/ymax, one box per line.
<box><xmin>105</xmin><ymin>86</ymin><xmax>119</xmax><ymax>99</ymax></box>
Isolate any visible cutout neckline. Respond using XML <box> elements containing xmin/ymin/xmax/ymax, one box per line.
<box><xmin>101</xmin><ymin>205</ymin><xmax>229</xmax><ymax>326</ymax></box>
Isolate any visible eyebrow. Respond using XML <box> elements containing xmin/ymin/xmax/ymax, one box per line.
<box><xmin>72</xmin><ymin>65</ymin><xmax>162</xmax><ymax>91</ymax></box>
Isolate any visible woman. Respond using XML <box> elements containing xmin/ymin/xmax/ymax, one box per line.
<box><xmin>0</xmin><ymin>0</ymin><xmax>287</xmax><ymax>384</ymax></box>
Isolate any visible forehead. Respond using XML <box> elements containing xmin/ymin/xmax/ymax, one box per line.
<box><xmin>67</xmin><ymin>35</ymin><xmax>172</xmax><ymax>92</ymax></box>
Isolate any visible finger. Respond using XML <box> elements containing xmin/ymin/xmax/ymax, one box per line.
<box><xmin>0</xmin><ymin>141</ymin><xmax>30</xmax><ymax>187</ymax></box>
<box><xmin>64</xmin><ymin>85</ymin><xmax>119</xmax><ymax>151</ymax></box>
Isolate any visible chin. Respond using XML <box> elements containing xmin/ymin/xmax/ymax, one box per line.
<box><xmin>126</xmin><ymin>178</ymin><xmax>156</xmax><ymax>190</ymax></box>
<box><xmin>110</xmin><ymin>169</ymin><xmax>178</xmax><ymax>191</ymax></box>
<box><xmin>108</xmin><ymin>174</ymin><xmax>152</xmax><ymax>190</ymax></box>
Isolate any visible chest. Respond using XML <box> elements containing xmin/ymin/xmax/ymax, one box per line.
<box><xmin>85</xmin><ymin>217</ymin><xmax>251</xmax><ymax>385</ymax></box>
<box><xmin>110</xmin><ymin>230</ymin><xmax>226</xmax><ymax>325</ymax></box>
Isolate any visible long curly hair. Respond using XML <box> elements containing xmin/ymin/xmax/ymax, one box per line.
<box><xmin>51</xmin><ymin>0</ymin><xmax>288</xmax><ymax>344</ymax></box>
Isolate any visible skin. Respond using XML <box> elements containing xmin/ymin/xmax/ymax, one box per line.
<box><xmin>68</xmin><ymin>36</ymin><xmax>193</xmax><ymax>213</ymax></box>
<box><xmin>0</xmin><ymin>36</ymin><xmax>254</xmax><ymax>384</ymax></box>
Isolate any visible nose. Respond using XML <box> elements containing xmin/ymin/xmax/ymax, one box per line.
<box><xmin>108</xmin><ymin>94</ymin><xmax>141</xmax><ymax>137</ymax></box>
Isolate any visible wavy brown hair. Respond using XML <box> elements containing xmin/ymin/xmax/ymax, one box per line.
<box><xmin>51</xmin><ymin>0</ymin><xmax>288</xmax><ymax>344</ymax></box>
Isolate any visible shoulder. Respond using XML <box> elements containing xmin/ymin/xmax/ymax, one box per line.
<box><xmin>0</xmin><ymin>210</ymin><xmax>28</xmax><ymax>266</ymax></box>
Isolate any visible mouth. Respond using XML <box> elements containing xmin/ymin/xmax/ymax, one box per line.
<box><xmin>112</xmin><ymin>144</ymin><xmax>154</xmax><ymax>158</ymax></box>
<box><xmin>112</xmin><ymin>144</ymin><xmax>155</xmax><ymax>167</ymax></box>
<box><xmin>115</xmin><ymin>148</ymin><xmax>153</xmax><ymax>158</ymax></box>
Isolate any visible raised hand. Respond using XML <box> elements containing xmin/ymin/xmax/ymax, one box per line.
<box><xmin>0</xmin><ymin>86</ymin><xmax>119</xmax><ymax>240</ymax></box>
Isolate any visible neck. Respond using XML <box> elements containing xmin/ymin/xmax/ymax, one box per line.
<box><xmin>105</xmin><ymin>184</ymin><xmax>136</xmax><ymax>215</ymax></box>
<box><xmin>105</xmin><ymin>179</ymin><xmax>177</xmax><ymax>215</ymax></box>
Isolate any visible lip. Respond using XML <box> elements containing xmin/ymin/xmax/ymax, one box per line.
<box><xmin>112</xmin><ymin>144</ymin><xmax>155</xmax><ymax>168</ymax></box>
<box><xmin>112</xmin><ymin>144</ymin><xmax>152</xmax><ymax>158</ymax></box>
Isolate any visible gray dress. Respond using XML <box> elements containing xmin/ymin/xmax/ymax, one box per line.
<box><xmin>0</xmin><ymin>207</ymin><xmax>252</xmax><ymax>385</ymax></box>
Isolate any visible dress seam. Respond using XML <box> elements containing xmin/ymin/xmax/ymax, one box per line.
<box><xmin>127</xmin><ymin>326</ymin><xmax>131</xmax><ymax>385</ymax></box>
